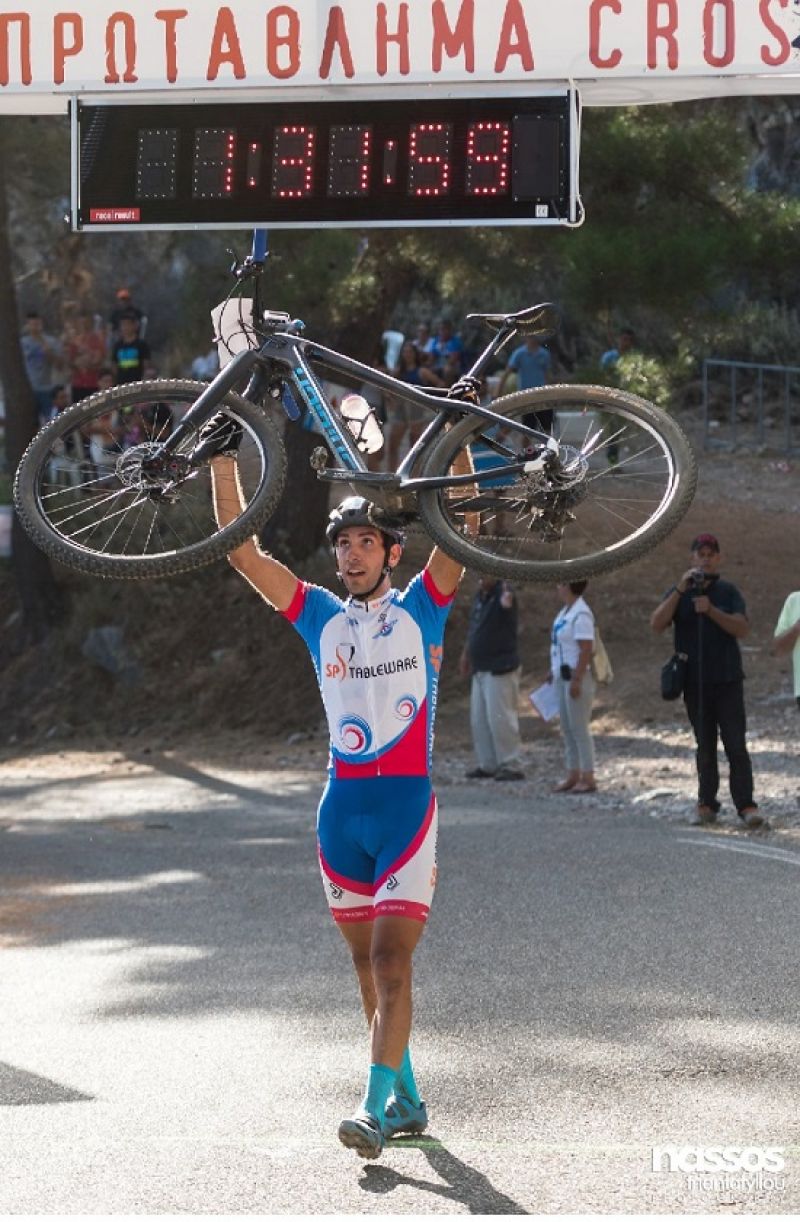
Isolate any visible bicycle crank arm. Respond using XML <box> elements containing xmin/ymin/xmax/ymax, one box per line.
<box><xmin>314</xmin><ymin>465</ymin><xmax>401</xmax><ymax>487</ymax></box>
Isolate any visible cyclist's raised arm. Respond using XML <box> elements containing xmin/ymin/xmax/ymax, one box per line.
<box><xmin>425</xmin><ymin>437</ymin><xmax>479</xmax><ymax>598</ymax></box>
<box><xmin>210</xmin><ymin>455</ymin><xmax>299</xmax><ymax>612</ymax></box>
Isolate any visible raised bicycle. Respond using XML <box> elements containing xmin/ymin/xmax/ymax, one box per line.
<box><xmin>14</xmin><ymin>237</ymin><xmax>696</xmax><ymax>583</ymax></box>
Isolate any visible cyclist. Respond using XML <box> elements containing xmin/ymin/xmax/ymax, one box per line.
<box><xmin>209</xmin><ymin>433</ymin><xmax>474</xmax><ymax>1160</ymax></box>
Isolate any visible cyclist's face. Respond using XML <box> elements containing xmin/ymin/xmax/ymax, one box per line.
<box><xmin>335</xmin><ymin>527</ymin><xmax>394</xmax><ymax>595</ymax></box>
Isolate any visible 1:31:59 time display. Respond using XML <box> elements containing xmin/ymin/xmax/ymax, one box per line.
<box><xmin>165</xmin><ymin>119</ymin><xmax>511</xmax><ymax>201</ymax></box>
<box><xmin>76</xmin><ymin>95</ymin><xmax>572</xmax><ymax>229</ymax></box>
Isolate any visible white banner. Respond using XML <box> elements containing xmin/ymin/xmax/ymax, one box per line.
<box><xmin>0</xmin><ymin>0</ymin><xmax>797</xmax><ymax>106</ymax></box>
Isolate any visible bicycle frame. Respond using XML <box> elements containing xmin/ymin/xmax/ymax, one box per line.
<box><xmin>162</xmin><ymin>313</ymin><xmax>554</xmax><ymax>494</ymax></box>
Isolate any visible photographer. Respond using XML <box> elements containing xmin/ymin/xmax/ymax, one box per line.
<box><xmin>650</xmin><ymin>534</ymin><xmax>762</xmax><ymax>828</ymax></box>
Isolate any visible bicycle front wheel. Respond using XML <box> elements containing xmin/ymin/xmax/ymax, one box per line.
<box><xmin>14</xmin><ymin>380</ymin><xmax>287</xmax><ymax>580</ymax></box>
<box><xmin>417</xmin><ymin>385</ymin><xmax>696</xmax><ymax>582</ymax></box>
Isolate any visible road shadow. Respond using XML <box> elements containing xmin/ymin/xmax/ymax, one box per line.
<box><xmin>132</xmin><ymin>750</ymin><xmax>285</xmax><ymax>802</ymax></box>
<box><xmin>0</xmin><ymin>1062</ymin><xmax>93</xmax><ymax>1106</ymax></box>
<box><xmin>2</xmin><ymin>749</ymin><xmax>799</xmax><ymax>1083</ymax></box>
<box><xmin>360</xmin><ymin>1136</ymin><xmax>528</xmax><ymax>1214</ymax></box>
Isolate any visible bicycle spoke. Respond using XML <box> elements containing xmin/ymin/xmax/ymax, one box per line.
<box><xmin>119</xmin><ymin>497</ymin><xmax>151</xmax><ymax>554</ymax></box>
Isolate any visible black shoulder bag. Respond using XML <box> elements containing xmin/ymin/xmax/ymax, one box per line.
<box><xmin>661</xmin><ymin>651</ymin><xmax>688</xmax><ymax>701</ymax></box>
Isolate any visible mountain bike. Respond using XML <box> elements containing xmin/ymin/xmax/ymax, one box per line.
<box><xmin>14</xmin><ymin>234</ymin><xmax>696</xmax><ymax>583</ymax></box>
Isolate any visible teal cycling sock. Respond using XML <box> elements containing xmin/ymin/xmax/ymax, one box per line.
<box><xmin>395</xmin><ymin>1047</ymin><xmax>421</xmax><ymax>1107</ymax></box>
<box><xmin>361</xmin><ymin>1062</ymin><xmax>397</xmax><ymax>1121</ymax></box>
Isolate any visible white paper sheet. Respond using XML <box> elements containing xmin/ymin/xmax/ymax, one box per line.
<box><xmin>529</xmin><ymin>682</ymin><xmax>560</xmax><ymax>722</ymax></box>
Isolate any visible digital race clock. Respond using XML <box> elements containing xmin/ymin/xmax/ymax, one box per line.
<box><xmin>73</xmin><ymin>92</ymin><xmax>576</xmax><ymax>230</ymax></box>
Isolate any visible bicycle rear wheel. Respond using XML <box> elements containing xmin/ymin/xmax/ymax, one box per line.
<box><xmin>417</xmin><ymin>385</ymin><xmax>696</xmax><ymax>582</ymax></box>
<box><xmin>14</xmin><ymin>380</ymin><xmax>287</xmax><ymax>580</ymax></box>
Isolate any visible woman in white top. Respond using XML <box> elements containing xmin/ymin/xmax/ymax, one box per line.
<box><xmin>549</xmin><ymin>580</ymin><xmax>596</xmax><ymax>793</ymax></box>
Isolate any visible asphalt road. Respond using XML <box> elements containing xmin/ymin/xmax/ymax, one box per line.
<box><xmin>1</xmin><ymin>752</ymin><xmax>799</xmax><ymax>1215</ymax></box>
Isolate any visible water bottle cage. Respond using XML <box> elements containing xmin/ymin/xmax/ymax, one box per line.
<box><xmin>342</xmin><ymin>407</ymin><xmax>373</xmax><ymax>452</ymax></box>
<box><xmin>341</xmin><ymin>394</ymin><xmax>384</xmax><ymax>454</ymax></box>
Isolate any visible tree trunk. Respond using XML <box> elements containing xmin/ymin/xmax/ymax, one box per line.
<box><xmin>260</xmin><ymin>421</ymin><xmax>331</xmax><ymax>564</ymax></box>
<box><xmin>0</xmin><ymin>123</ymin><xmax>64</xmax><ymax>642</ymax></box>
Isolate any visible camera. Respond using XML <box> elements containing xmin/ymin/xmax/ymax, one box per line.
<box><xmin>688</xmin><ymin>569</ymin><xmax>706</xmax><ymax>592</ymax></box>
<box><xmin>560</xmin><ymin>663</ymin><xmax>572</xmax><ymax>680</ymax></box>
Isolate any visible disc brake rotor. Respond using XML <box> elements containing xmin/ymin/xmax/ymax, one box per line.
<box><xmin>117</xmin><ymin>443</ymin><xmax>191</xmax><ymax>495</ymax></box>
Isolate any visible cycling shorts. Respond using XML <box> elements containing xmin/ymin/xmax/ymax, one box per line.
<box><xmin>317</xmin><ymin>776</ymin><xmax>437</xmax><ymax>924</ymax></box>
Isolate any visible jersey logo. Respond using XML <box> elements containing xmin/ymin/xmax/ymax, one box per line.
<box><xmin>429</xmin><ymin>644</ymin><xmax>444</xmax><ymax>673</ymax></box>
<box><xmin>328</xmin><ymin>882</ymin><xmax>344</xmax><ymax>900</ymax></box>
<box><xmin>338</xmin><ymin>715</ymin><xmax>373</xmax><ymax>754</ymax></box>
<box><xmin>325</xmin><ymin>642</ymin><xmax>356</xmax><ymax>680</ymax></box>
<box><xmin>385</xmin><ymin>874</ymin><xmax>399</xmax><ymax>891</ymax></box>
<box><xmin>394</xmin><ymin>695</ymin><xmax>418</xmax><ymax>721</ymax></box>
<box><xmin>373</xmin><ymin>616</ymin><xmax>398</xmax><ymax>639</ymax></box>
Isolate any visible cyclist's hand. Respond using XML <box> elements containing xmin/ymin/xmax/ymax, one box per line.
<box><xmin>195</xmin><ymin>412</ymin><xmax>243</xmax><ymax>459</ymax></box>
<box><xmin>447</xmin><ymin>376</ymin><xmax>482</xmax><ymax>405</ymax></box>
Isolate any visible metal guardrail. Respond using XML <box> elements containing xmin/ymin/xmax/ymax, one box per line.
<box><xmin>702</xmin><ymin>358</ymin><xmax>800</xmax><ymax>454</ymax></box>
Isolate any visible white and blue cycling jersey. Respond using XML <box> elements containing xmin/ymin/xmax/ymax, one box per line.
<box><xmin>282</xmin><ymin>568</ymin><xmax>454</xmax><ymax>779</ymax></box>
<box><xmin>282</xmin><ymin>568</ymin><xmax>454</xmax><ymax>923</ymax></box>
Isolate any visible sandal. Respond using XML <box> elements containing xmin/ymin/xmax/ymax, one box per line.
<box><xmin>571</xmin><ymin>782</ymin><xmax>597</xmax><ymax>793</ymax></box>
<box><xmin>552</xmin><ymin>779</ymin><xmax>578</xmax><ymax>793</ymax></box>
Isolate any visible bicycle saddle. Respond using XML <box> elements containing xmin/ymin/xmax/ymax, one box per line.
<box><xmin>466</xmin><ymin>302</ymin><xmax>560</xmax><ymax>339</ymax></box>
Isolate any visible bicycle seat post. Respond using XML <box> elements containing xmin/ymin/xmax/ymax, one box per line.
<box><xmin>463</xmin><ymin>319</ymin><xmax>516</xmax><ymax>382</ymax></box>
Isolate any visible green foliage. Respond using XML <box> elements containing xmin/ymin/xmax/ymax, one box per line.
<box><xmin>673</xmin><ymin>301</ymin><xmax>800</xmax><ymax>369</ymax></box>
<box><xmin>579</xmin><ymin>352</ymin><xmax>673</xmax><ymax>410</ymax></box>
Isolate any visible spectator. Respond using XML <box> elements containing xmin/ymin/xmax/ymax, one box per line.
<box><xmin>497</xmin><ymin>335</ymin><xmax>553</xmax><ymax>433</ymax></box>
<box><xmin>20</xmin><ymin>311</ymin><xmax>63</xmax><ymax>425</ymax></box>
<box><xmin>460</xmin><ymin>576</ymin><xmax>524</xmax><ymax>781</ymax></box>
<box><xmin>109</xmin><ymin>287</ymin><xmax>147</xmax><ymax>346</ymax></box>
<box><xmin>190</xmin><ymin>347</ymin><xmax>220</xmax><ymax>381</ymax></box>
<box><xmin>49</xmin><ymin>384</ymin><xmax>71</xmax><ymax>417</ymax></box>
<box><xmin>64</xmin><ymin>312</ymin><xmax>106</xmax><ymax>403</ymax></box>
<box><xmin>599</xmin><ymin>329</ymin><xmax>637</xmax><ymax>464</ymax></box>
<box><xmin>600</xmin><ymin>327</ymin><xmax>635</xmax><ymax>370</ymax></box>
<box><xmin>96</xmin><ymin>367</ymin><xmax>114</xmax><ymax>395</ymax></box>
<box><xmin>47</xmin><ymin>385</ymin><xmax>85</xmax><ymax>485</ymax></box>
<box><xmin>429</xmin><ymin>319</ymin><xmax>464</xmax><ymax>376</ymax></box>
<box><xmin>414</xmin><ymin>322</ymin><xmax>435</xmax><ymax>360</ymax></box>
<box><xmin>549</xmin><ymin>580</ymin><xmax>597</xmax><ymax>793</ymax></box>
<box><xmin>772</xmin><ymin>591</ymin><xmax>800</xmax><ymax>711</ymax></box>
<box><xmin>85</xmin><ymin>395</ymin><xmax>122</xmax><ymax>484</ymax></box>
<box><xmin>385</xmin><ymin>340</ymin><xmax>444</xmax><ymax>471</ymax></box>
<box><xmin>650</xmin><ymin>533</ymin><xmax>763</xmax><ymax>828</ymax></box>
<box><xmin>73</xmin><ymin>367</ymin><xmax>119</xmax><ymax>484</ymax></box>
<box><xmin>440</xmin><ymin>350</ymin><xmax>465</xmax><ymax>388</ymax></box>
<box><xmin>112</xmin><ymin>315</ymin><xmax>151</xmax><ymax>384</ymax></box>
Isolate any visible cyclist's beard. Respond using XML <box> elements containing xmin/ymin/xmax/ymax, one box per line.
<box><xmin>338</xmin><ymin>563</ymin><xmax>391</xmax><ymax>601</ymax></box>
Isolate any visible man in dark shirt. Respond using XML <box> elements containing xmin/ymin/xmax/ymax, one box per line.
<box><xmin>650</xmin><ymin>533</ymin><xmax>762</xmax><ymax>828</ymax></box>
<box><xmin>459</xmin><ymin>577</ymin><xmax>524</xmax><ymax>781</ymax></box>
<box><xmin>112</xmin><ymin>315</ymin><xmax>151</xmax><ymax>384</ymax></box>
